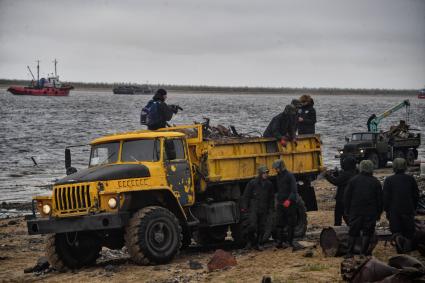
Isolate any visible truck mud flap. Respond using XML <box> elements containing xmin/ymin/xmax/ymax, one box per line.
<box><xmin>298</xmin><ymin>184</ymin><xmax>318</xmax><ymax>211</ymax></box>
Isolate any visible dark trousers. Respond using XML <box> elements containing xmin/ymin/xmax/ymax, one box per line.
<box><xmin>276</xmin><ymin>204</ymin><xmax>298</xmax><ymax>244</ymax></box>
<box><xmin>389</xmin><ymin>213</ymin><xmax>415</xmax><ymax>239</ymax></box>
<box><xmin>247</xmin><ymin>212</ymin><xmax>268</xmax><ymax>245</ymax></box>
<box><xmin>334</xmin><ymin>200</ymin><xmax>348</xmax><ymax>226</ymax></box>
<box><xmin>348</xmin><ymin>215</ymin><xmax>376</xmax><ymax>237</ymax></box>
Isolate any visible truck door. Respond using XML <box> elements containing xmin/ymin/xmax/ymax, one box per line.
<box><xmin>163</xmin><ymin>138</ymin><xmax>194</xmax><ymax>206</ymax></box>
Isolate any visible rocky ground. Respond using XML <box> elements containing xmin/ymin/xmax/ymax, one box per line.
<box><xmin>0</xmin><ymin>167</ymin><xmax>424</xmax><ymax>283</ymax></box>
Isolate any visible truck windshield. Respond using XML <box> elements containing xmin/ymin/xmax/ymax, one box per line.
<box><xmin>90</xmin><ymin>142</ymin><xmax>120</xmax><ymax>166</ymax></box>
<box><xmin>352</xmin><ymin>133</ymin><xmax>374</xmax><ymax>141</ymax></box>
<box><xmin>121</xmin><ymin>139</ymin><xmax>160</xmax><ymax>162</ymax></box>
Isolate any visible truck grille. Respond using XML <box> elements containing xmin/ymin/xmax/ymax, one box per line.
<box><xmin>53</xmin><ymin>185</ymin><xmax>92</xmax><ymax>214</ymax></box>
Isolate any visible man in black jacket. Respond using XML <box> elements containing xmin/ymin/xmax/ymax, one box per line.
<box><xmin>263</xmin><ymin>102</ymin><xmax>299</xmax><ymax>144</ymax></box>
<box><xmin>383</xmin><ymin>158</ymin><xmax>419</xmax><ymax>239</ymax></box>
<box><xmin>272</xmin><ymin>159</ymin><xmax>301</xmax><ymax>250</ymax></box>
<box><xmin>241</xmin><ymin>166</ymin><xmax>274</xmax><ymax>250</ymax></box>
<box><xmin>297</xmin><ymin>95</ymin><xmax>316</xmax><ymax>134</ymax></box>
<box><xmin>324</xmin><ymin>156</ymin><xmax>357</xmax><ymax>226</ymax></box>
<box><xmin>144</xmin><ymin>89</ymin><xmax>179</xmax><ymax>130</ymax></box>
<box><xmin>344</xmin><ymin>160</ymin><xmax>383</xmax><ymax>257</ymax></box>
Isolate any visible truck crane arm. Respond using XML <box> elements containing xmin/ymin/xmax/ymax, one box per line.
<box><xmin>368</xmin><ymin>99</ymin><xmax>410</xmax><ymax>133</ymax></box>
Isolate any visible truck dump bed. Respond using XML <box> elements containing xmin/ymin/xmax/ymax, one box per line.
<box><xmin>161</xmin><ymin>124</ymin><xmax>324</xmax><ymax>185</ymax></box>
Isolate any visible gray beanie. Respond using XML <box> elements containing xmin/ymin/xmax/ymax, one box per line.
<box><xmin>359</xmin><ymin>160</ymin><xmax>374</xmax><ymax>174</ymax></box>
<box><xmin>393</xmin><ymin>158</ymin><xmax>407</xmax><ymax>172</ymax></box>
<box><xmin>257</xmin><ymin>165</ymin><xmax>269</xmax><ymax>175</ymax></box>
<box><xmin>272</xmin><ymin>159</ymin><xmax>286</xmax><ymax>171</ymax></box>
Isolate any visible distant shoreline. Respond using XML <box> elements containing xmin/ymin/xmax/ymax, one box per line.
<box><xmin>0</xmin><ymin>79</ymin><xmax>418</xmax><ymax>96</ymax></box>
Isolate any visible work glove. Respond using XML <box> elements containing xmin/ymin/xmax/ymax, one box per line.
<box><xmin>280</xmin><ymin>137</ymin><xmax>287</xmax><ymax>147</ymax></box>
<box><xmin>283</xmin><ymin>199</ymin><xmax>291</xmax><ymax>208</ymax></box>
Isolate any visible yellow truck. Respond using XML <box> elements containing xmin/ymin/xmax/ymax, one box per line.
<box><xmin>26</xmin><ymin>124</ymin><xmax>323</xmax><ymax>270</ymax></box>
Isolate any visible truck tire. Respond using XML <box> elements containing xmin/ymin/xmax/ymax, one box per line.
<box><xmin>46</xmin><ymin>232</ymin><xmax>101</xmax><ymax>271</ymax></box>
<box><xmin>270</xmin><ymin>200</ymin><xmax>308</xmax><ymax>240</ymax></box>
<box><xmin>406</xmin><ymin>150</ymin><xmax>415</xmax><ymax>166</ymax></box>
<box><xmin>394</xmin><ymin>150</ymin><xmax>405</xmax><ymax>159</ymax></box>
<box><xmin>366</xmin><ymin>152</ymin><xmax>379</xmax><ymax>169</ymax></box>
<box><xmin>196</xmin><ymin>226</ymin><xmax>228</xmax><ymax>246</ymax></box>
<box><xmin>125</xmin><ymin>206</ymin><xmax>182</xmax><ymax>265</ymax></box>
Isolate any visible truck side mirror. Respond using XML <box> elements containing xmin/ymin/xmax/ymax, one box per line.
<box><xmin>345</xmin><ymin>136</ymin><xmax>349</xmax><ymax>142</ymax></box>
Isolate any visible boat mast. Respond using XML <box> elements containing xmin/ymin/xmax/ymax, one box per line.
<box><xmin>36</xmin><ymin>60</ymin><xmax>40</xmax><ymax>82</ymax></box>
<box><xmin>53</xmin><ymin>59</ymin><xmax>57</xmax><ymax>76</ymax></box>
<box><xmin>27</xmin><ymin>66</ymin><xmax>36</xmax><ymax>81</ymax></box>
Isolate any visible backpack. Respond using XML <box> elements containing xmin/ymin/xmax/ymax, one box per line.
<box><xmin>140</xmin><ymin>100</ymin><xmax>160</xmax><ymax>126</ymax></box>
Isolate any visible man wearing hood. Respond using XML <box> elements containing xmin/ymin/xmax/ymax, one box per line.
<box><xmin>324</xmin><ymin>156</ymin><xmax>357</xmax><ymax>226</ymax></box>
<box><xmin>263</xmin><ymin>100</ymin><xmax>301</xmax><ymax>144</ymax></box>
<box><xmin>241</xmin><ymin>166</ymin><xmax>274</xmax><ymax>250</ymax></box>
<box><xmin>383</xmin><ymin>158</ymin><xmax>419</xmax><ymax>240</ymax></box>
<box><xmin>344</xmin><ymin>160</ymin><xmax>383</xmax><ymax>257</ymax></box>
<box><xmin>141</xmin><ymin>88</ymin><xmax>178</xmax><ymax>130</ymax></box>
<box><xmin>272</xmin><ymin>159</ymin><xmax>301</xmax><ymax>251</ymax></box>
<box><xmin>297</xmin><ymin>95</ymin><xmax>316</xmax><ymax>135</ymax></box>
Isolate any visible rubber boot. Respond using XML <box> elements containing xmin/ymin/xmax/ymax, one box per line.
<box><xmin>361</xmin><ymin>236</ymin><xmax>371</xmax><ymax>256</ymax></box>
<box><xmin>344</xmin><ymin>236</ymin><xmax>356</xmax><ymax>259</ymax></box>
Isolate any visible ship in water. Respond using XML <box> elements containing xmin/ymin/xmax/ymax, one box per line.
<box><xmin>113</xmin><ymin>84</ymin><xmax>154</xmax><ymax>95</ymax></box>
<box><xmin>7</xmin><ymin>59</ymin><xmax>73</xmax><ymax>96</ymax></box>
<box><xmin>418</xmin><ymin>88</ymin><xmax>425</xmax><ymax>99</ymax></box>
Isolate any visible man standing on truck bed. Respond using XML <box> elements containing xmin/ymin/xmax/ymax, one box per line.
<box><xmin>344</xmin><ymin>160</ymin><xmax>383</xmax><ymax>257</ymax></box>
<box><xmin>273</xmin><ymin>159</ymin><xmax>302</xmax><ymax>251</ymax></box>
<box><xmin>383</xmin><ymin>158</ymin><xmax>419</xmax><ymax>243</ymax></box>
<box><xmin>263</xmin><ymin>100</ymin><xmax>300</xmax><ymax>145</ymax></box>
<box><xmin>140</xmin><ymin>88</ymin><xmax>179</xmax><ymax>130</ymax></box>
<box><xmin>241</xmin><ymin>166</ymin><xmax>274</xmax><ymax>251</ymax></box>
<box><xmin>297</xmin><ymin>95</ymin><xmax>316</xmax><ymax>134</ymax></box>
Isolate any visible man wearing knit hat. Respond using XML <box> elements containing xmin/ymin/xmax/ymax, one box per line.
<box><xmin>344</xmin><ymin>160</ymin><xmax>383</xmax><ymax>257</ymax></box>
<box><xmin>383</xmin><ymin>158</ymin><xmax>419</xmax><ymax>240</ymax></box>
<box><xmin>240</xmin><ymin>165</ymin><xmax>274</xmax><ymax>250</ymax></box>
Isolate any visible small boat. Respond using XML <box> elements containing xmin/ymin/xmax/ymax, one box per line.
<box><xmin>418</xmin><ymin>88</ymin><xmax>425</xmax><ymax>99</ymax></box>
<box><xmin>7</xmin><ymin>59</ymin><xmax>73</xmax><ymax>97</ymax></box>
<box><xmin>113</xmin><ymin>84</ymin><xmax>154</xmax><ymax>95</ymax></box>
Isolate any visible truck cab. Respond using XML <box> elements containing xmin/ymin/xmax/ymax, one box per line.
<box><xmin>338</xmin><ymin>131</ymin><xmax>420</xmax><ymax>168</ymax></box>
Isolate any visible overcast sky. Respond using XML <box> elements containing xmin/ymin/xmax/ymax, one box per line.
<box><xmin>0</xmin><ymin>0</ymin><xmax>424</xmax><ymax>89</ymax></box>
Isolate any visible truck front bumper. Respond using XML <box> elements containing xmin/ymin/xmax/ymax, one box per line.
<box><xmin>26</xmin><ymin>212</ymin><xmax>130</xmax><ymax>235</ymax></box>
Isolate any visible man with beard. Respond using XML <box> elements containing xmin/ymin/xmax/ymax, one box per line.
<box><xmin>383</xmin><ymin>158</ymin><xmax>419</xmax><ymax>241</ymax></box>
<box><xmin>241</xmin><ymin>166</ymin><xmax>274</xmax><ymax>250</ymax></box>
<box><xmin>324</xmin><ymin>156</ymin><xmax>357</xmax><ymax>226</ymax></box>
<box><xmin>297</xmin><ymin>95</ymin><xmax>317</xmax><ymax>134</ymax></box>
<box><xmin>344</xmin><ymin>160</ymin><xmax>383</xmax><ymax>257</ymax></box>
<box><xmin>273</xmin><ymin>159</ymin><xmax>302</xmax><ymax>251</ymax></box>
<box><xmin>263</xmin><ymin>100</ymin><xmax>301</xmax><ymax>145</ymax></box>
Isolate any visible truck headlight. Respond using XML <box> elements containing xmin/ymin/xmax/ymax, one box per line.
<box><xmin>360</xmin><ymin>149</ymin><xmax>364</xmax><ymax>153</ymax></box>
<box><xmin>42</xmin><ymin>204</ymin><xmax>51</xmax><ymax>215</ymax></box>
<box><xmin>108</xmin><ymin>198</ymin><xmax>117</xmax><ymax>209</ymax></box>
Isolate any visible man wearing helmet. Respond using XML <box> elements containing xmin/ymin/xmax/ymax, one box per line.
<box><xmin>383</xmin><ymin>158</ymin><xmax>419</xmax><ymax>240</ymax></box>
<box><xmin>344</xmin><ymin>160</ymin><xmax>383</xmax><ymax>257</ymax></box>
<box><xmin>240</xmin><ymin>165</ymin><xmax>274</xmax><ymax>250</ymax></box>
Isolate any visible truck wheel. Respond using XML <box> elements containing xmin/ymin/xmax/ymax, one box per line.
<box><xmin>367</xmin><ymin>152</ymin><xmax>379</xmax><ymax>169</ymax></box>
<box><xmin>406</xmin><ymin>150</ymin><xmax>415</xmax><ymax>166</ymax></box>
<box><xmin>294</xmin><ymin>199</ymin><xmax>308</xmax><ymax>237</ymax></box>
<box><xmin>270</xmin><ymin>200</ymin><xmax>308</xmax><ymax>240</ymax></box>
<box><xmin>46</xmin><ymin>232</ymin><xmax>101</xmax><ymax>271</ymax></box>
<box><xmin>394</xmin><ymin>150</ymin><xmax>405</xmax><ymax>159</ymax></box>
<box><xmin>125</xmin><ymin>206</ymin><xmax>182</xmax><ymax>265</ymax></box>
<box><xmin>197</xmin><ymin>226</ymin><xmax>228</xmax><ymax>246</ymax></box>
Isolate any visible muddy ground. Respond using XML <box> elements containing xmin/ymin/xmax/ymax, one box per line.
<box><xmin>0</xmin><ymin>167</ymin><xmax>424</xmax><ymax>283</ymax></box>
